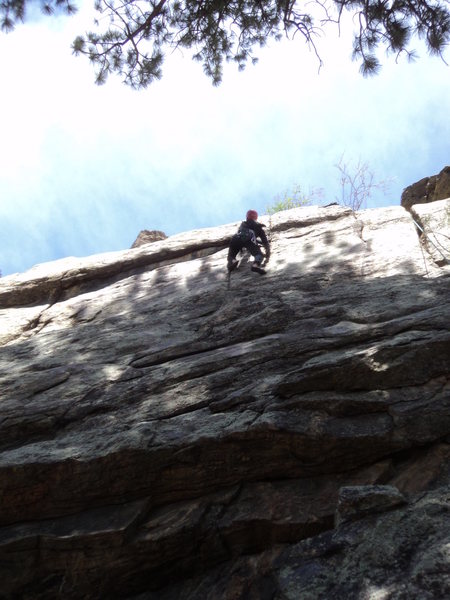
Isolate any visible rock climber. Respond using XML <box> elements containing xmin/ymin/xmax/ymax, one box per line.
<box><xmin>227</xmin><ymin>209</ymin><xmax>271</xmax><ymax>274</ymax></box>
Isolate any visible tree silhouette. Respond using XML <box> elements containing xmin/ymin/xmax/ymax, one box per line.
<box><xmin>2</xmin><ymin>0</ymin><xmax>449</xmax><ymax>88</ymax></box>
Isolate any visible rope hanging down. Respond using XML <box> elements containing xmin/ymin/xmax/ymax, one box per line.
<box><xmin>412</xmin><ymin>218</ymin><xmax>449</xmax><ymax>265</ymax></box>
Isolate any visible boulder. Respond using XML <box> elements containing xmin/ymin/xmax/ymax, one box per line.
<box><xmin>401</xmin><ymin>166</ymin><xmax>450</xmax><ymax>211</ymax></box>
<box><xmin>131</xmin><ymin>230</ymin><xmax>167</xmax><ymax>248</ymax></box>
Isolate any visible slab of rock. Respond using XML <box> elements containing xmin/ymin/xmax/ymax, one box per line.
<box><xmin>335</xmin><ymin>484</ymin><xmax>407</xmax><ymax>526</ymax></box>
<box><xmin>155</xmin><ymin>484</ymin><xmax>450</xmax><ymax>600</ymax></box>
<box><xmin>411</xmin><ymin>198</ymin><xmax>450</xmax><ymax>267</ymax></box>
<box><xmin>0</xmin><ymin>201</ymin><xmax>449</xmax><ymax>597</ymax></box>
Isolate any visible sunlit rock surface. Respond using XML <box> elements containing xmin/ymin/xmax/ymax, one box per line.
<box><xmin>0</xmin><ymin>200</ymin><xmax>449</xmax><ymax>598</ymax></box>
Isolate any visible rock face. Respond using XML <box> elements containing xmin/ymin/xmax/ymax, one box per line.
<box><xmin>401</xmin><ymin>166</ymin><xmax>450</xmax><ymax>211</ymax></box>
<box><xmin>335</xmin><ymin>484</ymin><xmax>406</xmax><ymax>526</ymax></box>
<box><xmin>0</xmin><ymin>200</ymin><xmax>449</xmax><ymax>599</ymax></box>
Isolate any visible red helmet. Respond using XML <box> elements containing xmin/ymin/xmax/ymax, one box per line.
<box><xmin>246</xmin><ymin>209</ymin><xmax>258</xmax><ymax>221</ymax></box>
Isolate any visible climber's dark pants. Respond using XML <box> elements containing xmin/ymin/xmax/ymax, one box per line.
<box><xmin>227</xmin><ymin>236</ymin><xmax>264</xmax><ymax>264</ymax></box>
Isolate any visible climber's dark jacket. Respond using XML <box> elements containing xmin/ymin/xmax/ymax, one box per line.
<box><xmin>227</xmin><ymin>218</ymin><xmax>270</xmax><ymax>265</ymax></box>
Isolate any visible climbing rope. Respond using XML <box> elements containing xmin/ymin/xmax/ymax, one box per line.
<box><xmin>412</xmin><ymin>218</ymin><xmax>449</xmax><ymax>265</ymax></box>
<box><xmin>262</xmin><ymin>213</ymin><xmax>273</xmax><ymax>268</ymax></box>
<box><xmin>415</xmin><ymin>221</ymin><xmax>430</xmax><ymax>278</ymax></box>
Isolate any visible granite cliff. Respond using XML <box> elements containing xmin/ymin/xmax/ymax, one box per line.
<box><xmin>0</xmin><ymin>198</ymin><xmax>449</xmax><ymax>599</ymax></box>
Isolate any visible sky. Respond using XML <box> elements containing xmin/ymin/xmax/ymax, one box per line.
<box><xmin>0</xmin><ymin>2</ymin><xmax>449</xmax><ymax>276</ymax></box>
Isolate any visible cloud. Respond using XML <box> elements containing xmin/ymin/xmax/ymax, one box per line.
<box><xmin>0</xmin><ymin>4</ymin><xmax>449</xmax><ymax>276</ymax></box>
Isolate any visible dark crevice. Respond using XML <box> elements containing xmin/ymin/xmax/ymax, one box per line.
<box><xmin>129</xmin><ymin>333</ymin><xmax>283</xmax><ymax>369</ymax></box>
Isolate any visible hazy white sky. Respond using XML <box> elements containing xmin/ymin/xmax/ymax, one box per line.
<box><xmin>0</xmin><ymin>2</ymin><xmax>449</xmax><ymax>276</ymax></box>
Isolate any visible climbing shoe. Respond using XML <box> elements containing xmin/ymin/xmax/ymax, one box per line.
<box><xmin>251</xmin><ymin>265</ymin><xmax>266</xmax><ymax>275</ymax></box>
